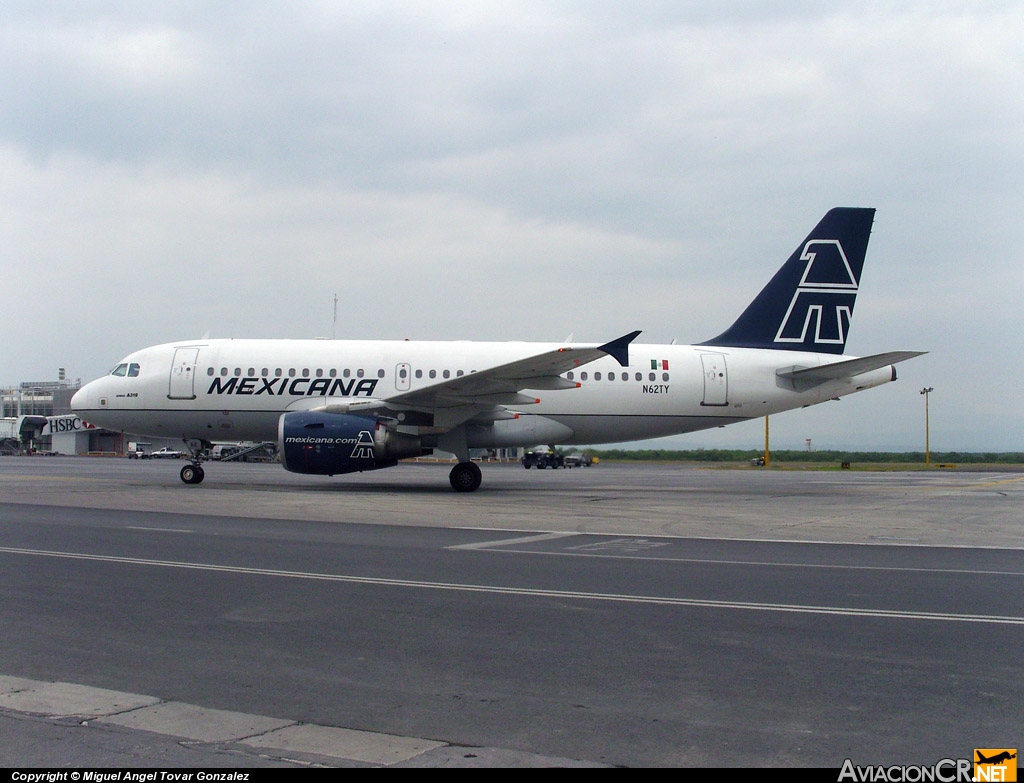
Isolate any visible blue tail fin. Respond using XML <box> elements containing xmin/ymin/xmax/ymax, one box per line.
<box><xmin>701</xmin><ymin>207</ymin><xmax>875</xmax><ymax>354</ymax></box>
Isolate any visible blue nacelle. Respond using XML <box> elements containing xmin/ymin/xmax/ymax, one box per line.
<box><xmin>278</xmin><ymin>411</ymin><xmax>422</xmax><ymax>476</ymax></box>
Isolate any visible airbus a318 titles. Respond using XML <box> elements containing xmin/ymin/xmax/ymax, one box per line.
<box><xmin>72</xmin><ymin>208</ymin><xmax>923</xmax><ymax>492</ymax></box>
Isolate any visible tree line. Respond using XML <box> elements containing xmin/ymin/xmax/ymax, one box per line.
<box><xmin>583</xmin><ymin>449</ymin><xmax>1024</xmax><ymax>464</ymax></box>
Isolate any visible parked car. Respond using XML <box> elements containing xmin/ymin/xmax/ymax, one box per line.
<box><xmin>522</xmin><ymin>447</ymin><xmax>564</xmax><ymax>470</ymax></box>
<box><xmin>146</xmin><ymin>447</ymin><xmax>185</xmax><ymax>459</ymax></box>
<box><xmin>563</xmin><ymin>452</ymin><xmax>594</xmax><ymax>468</ymax></box>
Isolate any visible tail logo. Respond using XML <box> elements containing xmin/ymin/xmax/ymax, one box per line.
<box><xmin>775</xmin><ymin>239</ymin><xmax>859</xmax><ymax>347</ymax></box>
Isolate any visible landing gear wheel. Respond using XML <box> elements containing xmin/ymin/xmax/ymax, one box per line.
<box><xmin>180</xmin><ymin>463</ymin><xmax>205</xmax><ymax>485</ymax></box>
<box><xmin>449</xmin><ymin>461</ymin><xmax>482</xmax><ymax>492</ymax></box>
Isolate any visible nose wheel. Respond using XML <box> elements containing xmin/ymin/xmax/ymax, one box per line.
<box><xmin>180</xmin><ymin>463</ymin><xmax>205</xmax><ymax>485</ymax></box>
<box><xmin>179</xmin><ymin>439</ymin><xmax>210</xmax><ymax>485</ymax></box>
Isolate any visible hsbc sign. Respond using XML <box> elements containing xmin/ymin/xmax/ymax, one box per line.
<box><xmin>43</xmin><ymin>415</ymin><xmax>95</xmax><ymax>435</ymax></box>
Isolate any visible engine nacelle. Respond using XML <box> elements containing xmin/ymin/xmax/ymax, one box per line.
<box><xmin>279</xmin><ymin>411</ymin><xmax>424</xmax><ymax>476</ymax></box>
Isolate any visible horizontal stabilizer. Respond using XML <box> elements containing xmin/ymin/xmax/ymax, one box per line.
<box><xmin>777</xmin><ymin>351</ymin><xmax>926</xmax><ymax>391</ymax></box>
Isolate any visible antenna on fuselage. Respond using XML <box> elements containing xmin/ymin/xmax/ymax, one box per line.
<box><xmin>333</xmin><ymin>293</ymin><xmax>338</xmax><ymax>340</ymax></box>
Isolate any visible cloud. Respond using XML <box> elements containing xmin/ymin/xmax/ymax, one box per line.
<box><xmin>2</xmin><ymin>2</ymin><xmax>1022</xmax><ymax>449</ymax></box>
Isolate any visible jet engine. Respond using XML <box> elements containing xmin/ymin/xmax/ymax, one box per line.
<box><xmin>278</xmin><ymin>411</ymin><xmax>425</xmax><ymax>476</ymax></box>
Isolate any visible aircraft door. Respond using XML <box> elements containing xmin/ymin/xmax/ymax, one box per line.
<box><xmin>168</xmin><ymin>347</ymin><xmax>200</xmax><ymax>400</ymax></box>
<box><xmin>395</xmin><ymin>363</ymin><xmax>411</xmax><ymax>391</ymax></box>
<box><xmin>700</xmin><ymin>353</ymin><xmax>728</xmax><ymax>406</ymax></box>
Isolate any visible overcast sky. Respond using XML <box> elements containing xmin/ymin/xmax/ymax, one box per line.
<box><xmin>2</xmin><ymin>2</ymin><xmax>1021</xmax><ymax>451</ymax></box>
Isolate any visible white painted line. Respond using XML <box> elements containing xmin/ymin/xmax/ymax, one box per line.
<box><xmin>3</xmin><ymin>545</ymin><xmax>1022</xmax><ymax>625</ymax></box>
<box><xmin>450</xmin><ymin>532</ymin><xmax>578</xmax><ymax>550</ymax></box>
<box><xmin>472</xmin><ymin>546</ymin><xmax>1024</xmax><ymax>577</ymax></box>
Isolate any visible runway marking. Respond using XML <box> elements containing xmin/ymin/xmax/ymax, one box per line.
<box><xmin>126</xmin><ymin>526</ymin><xmax>194</xmax><ymax>534</ymax></box>
<box><xmin>457</xmin><ymin>535</ymin><xmax>1024</xmax><ymax>576</ymax></box>
<box><xmin>469</xmin><ymin>548</ymin><xmax>1024</xmax><ymax>577</ymax></box>
<box><xmin>3</xmin><ymin>545</ymin><xmax>1023</xmax><ymax>626</ymax></box>
<box><xmin>451</xmin><ymin>532</ymin><xmax>576</xmax><ymax>550</ymax></box>
<box><xmin>972</xmin><ymin>475</ymin><xmax>1024</xmax><ymax>489</ymax></box>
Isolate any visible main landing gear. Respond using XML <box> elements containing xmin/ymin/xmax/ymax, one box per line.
<box><xmin>449</xmin><ymin>461</ymin><xmax>482</xmax><ymax>492</ymax></box>
<box><xmin>180</xmin><ymin>438</ymin><xmax>210</xmax><ymax>485</ymax></box>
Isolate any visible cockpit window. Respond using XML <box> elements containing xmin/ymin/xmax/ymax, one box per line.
<box><xmin>110</xmin><ymin>362</ymin><xmax>141</xmax><ymax>377</ymax></box>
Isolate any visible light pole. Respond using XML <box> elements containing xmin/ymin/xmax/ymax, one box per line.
<box><xmin>920</xmin><ymin>387</ymin><xmax>934</xmax><ymax>466</ymax></box>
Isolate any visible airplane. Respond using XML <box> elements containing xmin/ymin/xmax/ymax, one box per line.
<box><xmin>71</xmin><ymin>207</ymin><xmax>924</xmax><ymax>492</ymax></box>
<box><xmin>976</xmin><ymin>751</ymin><xmax>1016</xmax><ymax>765</ymax></box>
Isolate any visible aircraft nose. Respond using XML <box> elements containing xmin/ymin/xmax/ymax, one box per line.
<box><xmin>71</xmin><ymin>380</ymin><xmax>99</xmax><ymax>414</ymax></box>
<box><xmin>70</xmin><ymin>384</ymin><xmax>88</xmax><ymax>413</ymax></box>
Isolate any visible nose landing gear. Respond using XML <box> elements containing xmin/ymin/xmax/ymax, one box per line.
<box><xmin>180</xmin><ymin>438</ymin><xmax>210</xmax><ymax>485</ymax></box>
<box><xmin>180</xmin><ymin>463</ymin><xmax>205</xmax><ymax>485</ymax></box>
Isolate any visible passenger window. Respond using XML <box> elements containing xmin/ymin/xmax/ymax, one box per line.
<box><xmin>302</xmin><ymin>368</ymin><xmax>310</xmax><ymax>377</ymax></box>
<box><xmin>275</xmin><ymin>368</ymin><xmax>282</xmax><ymax>377</ymax></box>
<box><xmin>316</xmin><ymin>368</ymin><xmax>324</xmax><ymax>378</ymax></box>
<box><xmin>567</xmin><ymin>371</ymin><xmax>574</xmax><ymax>380</ymax></box>
<box><xmin>580</xmin><ymin>372</ymin><xmax>588</xmax><ymax>381</ymax></box>
<box><xmin>429</xmin><ymin>370</ymin><xmax>437</xmax><ymax>379</ymax></box>
<box><xmin>649</xmin><ymin>372</ymin><xmax>656</xmax><ymax>381</ymax></box>
<box><xmin>357</xmin><ymin>369</ymin><xmax>365</xmax><ymax>378</ymax></box>
<box><xmin>288</xmin><ymin>368</ymin><xmax>296</xmax><ymax>377</ymax></box>
<box><xmin>234</xmin><ymin>368</ymin><xmax>242</xmax><ymax>377</ymax></box>
<box><xmin>207</xmin><ymin>367</ymin><xmax>214</xmax><ymax>376</ymax></box>
<box><xmin>248</xmin><ymin>367</ymin><xmax>255</xmax><ymax>376</ymax></box>
<box><xmin>262</xmin><ymin>368</ymin><xmax>269</xmax><ymax>377</ymax></box>
<box><xmin>415</xmin><ymin>369</ymin><xmax>423</xmax><ymax>379</ymax></box>
<box><xmin>443</xmin><ymin>370</ymin><xmax>451</xmax><ymax>379</ymax></box>
<box><xmin>594</xmin><ymin>372</ymin><xmax>601</xmax><ymax>380</ymax></box>
<box><xmin>377</xmin><ymin>369</ymin><xmax>385</xmax><ymax>378</ymax></box>
<box><xmin>343</xmin><ymin>369</ymin><xmax>351</xmax><ymax>378</ymax></box>
<box><xmin>635</xmin><ymin>372</ymin><xmax>642</xmax><ymax>381</ymax></box>
<box><xmin>221</xmin><ymin>367</ymin><xmax>229</xmax><ymax>377</ymax></box>
<box><xmin>456</xmin><ymin>370</ymin><xmax>464</xmax><ymax>377</ymax></box>
<box><xmin>662</xmin><ymin>372</ymin><xmax>670</xmax><ymax>381</ymax></box>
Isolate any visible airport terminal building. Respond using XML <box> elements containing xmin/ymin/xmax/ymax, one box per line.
<box><xmin>3</xmin><ymin>376</ymin><xmax>137</xmax><ymax>455</ymax></box>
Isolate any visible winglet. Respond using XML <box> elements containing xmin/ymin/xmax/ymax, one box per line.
<box><xmin>598</xmin><ymin>330</ymin><xmax>642</xmax><ymax>367</ymax></box>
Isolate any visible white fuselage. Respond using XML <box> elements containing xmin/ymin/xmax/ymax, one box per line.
<box><xmin>71</xmin><ymin>338</ymin><xmax>895</xmax><ymax>449</ymax></box>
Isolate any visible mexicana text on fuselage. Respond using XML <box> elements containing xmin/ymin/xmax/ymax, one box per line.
<box><xmin>207</xmin><ymin>376</ymin><xmax>379</xmax><ymax>397</ymax></box>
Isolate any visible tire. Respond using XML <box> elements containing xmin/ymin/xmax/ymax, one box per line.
<box><xmin>449</xmin><ymin>461</ymin><xmax>482</xmax><ymax>492</ymax></box>
<box><xmin>180</xmin><ymin>464</ymin><xmax>205</xmax><ymax>485</ymax></box>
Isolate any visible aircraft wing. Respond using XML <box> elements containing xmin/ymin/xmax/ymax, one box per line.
<box><xmin>393</xmin><ymin>330</ymin><xmax>641</xmax><ymax>408</ymax></box>
<box><xmin>777</xmin><ymin>351</ymin><xmax>926</xmax><ymax>391</ymax></box>
<box><xmin>317</xmin><ymin>331</ymin><xmax>642</xmax><ymax>428</ymax></box>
